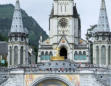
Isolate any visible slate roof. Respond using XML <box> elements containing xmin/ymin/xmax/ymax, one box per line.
<box><xmin>94</xmin><ymin>0</ymin><xmax>110</xmax><ymax>32</ymax></box>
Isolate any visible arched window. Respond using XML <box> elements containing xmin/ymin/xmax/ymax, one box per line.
<box><xmin>65</xmin><ymin>5</ymin><xmax>66</xmax><ymax>12</ymax></box>
<box><xmin>108</xmin><ymin>46</ymin><xmax>111</xmax><ymax>64</ymax></box>
<box><xmin>49</xmin><ymin>51</ymin><xmax>53</xmax><ymax>56</ymax></box>
<box><xmin>41</xmin><ymin>51</ymin><xmax>44</xmax><ymax>60</ymax></box>
<box><xmin>96</xmin><ymin>46</ymin><xmax>99</xmax><ymax>64</ymax></box>
<box><xmin>74</xmin><ymin>51</ymin><xmax>78</xmax><ymax>55</ymax></box>
<box><xmin>49</xmin><ymin>52</ymin><xmax>53</xmax><ymax>60</ymax></box>
<box><xmin>10</xmin><ymin>46</ymin><xmax>12</xmax><ymax>65</ymax></box>
<box><xmin>61</xmin><ymin>6</ymin><xmax>62</xmax><ymax>12</ymax></box>
<box><xmin>21</xmin><ymin>37</ymin><xmax>24</xmax><ymax>41</ymax></box>
<box><xmin>83</xmin><ymin>51</ymin><xmax>86</xmax><ymax>55</ymax></box>
<box><xmin>15</xmin><ymin>37</ymin><xmax>18</xmax><ymax>41</ymax></box>
<box><xmin>45</xmin><ymin>51</ymin><xmax>48</xmax><ymax>55</ymax></box>
<box><xmin>14</xmin><ymin>46</ymin><xmax>18</xmax><ymax>65</ymax></box>
<box><xmin>41</xmin><ymin>51</ymin><xmax>44</xmax><ymax>55</ymax></box>
<box><xmin>20</xmin><ymin>46</ymin><xmax>23</xmax><ymax>64</ymax></box>
<box><xmin>45</xmin><ymin>51</ymin><xmax>49</xmax><ymax>60</ymax></box>
<box><xmin>79</xmin><ymin>51</ymin><xmax>82</xmax><ymax>55</ymax></box>
<box><xmin>101</xmin><ymin>46</ymin><xmax>106</xmax><ymax>65</ymax></box>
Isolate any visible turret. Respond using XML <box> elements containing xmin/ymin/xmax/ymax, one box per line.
<box><xmin>93</xmin><ymin>0</ymin><xmax>111</xmax><ymax>66</ymax></box>
<box><xmin>8</xmin><ymin>0</ymin><xmax>29</xmax><ymax>66</ymax></box>
<box><xmin>95</xmin><ymin>0</ymin><xmax>110</xmax><ymax>32</ymax></box>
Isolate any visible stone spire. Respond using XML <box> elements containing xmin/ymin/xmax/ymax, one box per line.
<box><xmin>10</xmin><ymin>0</ymin><xmax>24</xmax><ymax>33</ymax></box>
<box><xmin>95</xmin><ymin>0</ymin><xmax>110</xmax><ymax>32</ymax></box>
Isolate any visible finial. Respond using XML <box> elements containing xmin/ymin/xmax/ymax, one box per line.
<box><xmin>16</xmin><ymin>0</ymin><xmax>19</xmax><ymax>3</ymax></box>
<box><xmin>101</xmin><ymin>0</ymin><xmax>106</xmax><ymax>9</ymax></box>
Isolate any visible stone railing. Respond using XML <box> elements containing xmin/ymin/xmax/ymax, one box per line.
<box><xmin>0</xmin><ymin>63</ymin><xmax>110</xmax><ymax>74</ymax></box>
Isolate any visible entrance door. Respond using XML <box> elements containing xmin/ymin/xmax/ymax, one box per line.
<box><xmin>60</xmin><ymin>47</ymin><xmax>67</xmax><ymax>59</ymax></box>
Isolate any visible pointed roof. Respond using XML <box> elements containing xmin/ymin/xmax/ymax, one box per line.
<box><xmin>95</xmin><ymin>0</ymin><xmax>110</xmax><ymax>32</ymax></box>
<box><xmin>73</xmin><ymin>4</ymin><xmax>79</xmax><ymax>18</ymax></box>
<box><xmin>10</xmin><ymin>0</ymin><xmax>24</xmax><ymax>33</ymax></box>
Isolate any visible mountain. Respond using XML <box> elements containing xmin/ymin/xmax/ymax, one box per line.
<box><xmin>0</xmin><ymin>4</ymin><xmax>48</xmax><ymax>48</ymax></box>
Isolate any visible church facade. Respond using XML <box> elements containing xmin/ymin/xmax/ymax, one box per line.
<box><xmin>38</xmin><ymin>0</ymin><xmax>89</xmax><ymax>64</ymax></box>
<box><xmin>2</xmin><ymin>0</ymin><xmax>111</xmax><ymax>86</ymax></box>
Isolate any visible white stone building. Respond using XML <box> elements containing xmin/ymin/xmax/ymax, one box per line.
<box><xmin>92</xmin><ymin>0</ymin><xmax>111</xmax><ymax>66</ymax></box>
<box><xmin>8</xmin><ymin>0</ymin><xmax>29</xmax><ymax>66</ymax></box>
<box><xmin>3</xmin><ymin>0</ymin><xmax>110</xmax><ymax>86</ymax></box>
<box><xmin>38</xmin><ymin>0</ymin><xmax>89</xmax><ymax>63</ymax></box>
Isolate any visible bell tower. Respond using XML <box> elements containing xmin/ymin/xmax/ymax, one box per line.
<box><xmin>38</xmin><ymin>0</ymin><xmax>89</xmax><ymax>63</ymax></box>
<box><xmin>49</xmin><ymin>0</ymin><xmax>81</xmax><ymax>45</ymax></box>
<box><xmin>8</xmin><ymin>0</ymin><xmax>29</xmax><ymax>66</ymax></box>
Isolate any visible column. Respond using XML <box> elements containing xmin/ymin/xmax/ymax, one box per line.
<box><xmin>99</xmin><ymin>45</ymin><xmax>101</xmax><ymax>66</ymax></box>
<box><xmin>12</xmin><ymin>46</ymin><xmax>14</xmax><ymax>65</ymax></box>
<box><xmin>93</xmin><ymin>45</ymin><xmax>96</xmax><ymax>64</ymax></box>
<box><xmin>106</xmin><ymin>46</ymin><xmax>108</xmax><ymax>66</ymax></box>
<box><xmin>110</xmin><ymin>45</ymin><xmax>111</xmax><ymax>65</ymax></box>
<box><xmin>8</xmin><ymin>46</ymin><xmax>10</xmax><ymax>66</ymax></box>
<box><xmin>23</xmin><ymin>45</ymin><xmax>26</xmax><ymax>65</ymax></box>
<box><xmin>18</xmin><ymin>46</ymin><xmax>21</xmax><ymax>65</ymax></box>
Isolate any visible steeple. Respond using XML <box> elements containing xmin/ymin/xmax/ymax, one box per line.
<box><xmin>10</xmin><ymin>0</ymin><xmax>24</xmax><ymax>33</ymax></box>
<box><xmin>95</xmin><ymin>0</ymin><xmax>110</xmax><ymax>32</ymax></box>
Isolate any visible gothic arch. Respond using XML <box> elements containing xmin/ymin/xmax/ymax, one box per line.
<box><xmin>79</xmin><ymin>51</ymin><xmax>82</xmax><ymax>55</ymax></box>
<box><xmin>49</xmin><ymin>51</ymin><xmax>53</xmax><ymax>56</ymax></box>
<box><xmin>60</xmin><ymin>46</ymin><xmax>67</xmax><ymax>59</ymax></box>
<box><xmin>96</xmin><ymin>46</ymin><xmax>99</xmax><ymax>64</ymax></box>
<box><xmin>30</xmin><ymin>75</ymin><xmax>73</xmax><ymax>86</ymax></box>
<box><xmin>74</xmin><ymin>51</ymin><xmax>78</xmax><ymax>55</ymax></box>
<box><xmin>101</xmin><ymin>45</ymin><xmax>106</xmax><ymax>65</ymax></box>
<box><xmin>83</xmin><ymin>51</ymin><xmax>86</xmax><ymax>55</ymax></box>
<box><xmin>45</xmin><ymin>51</ymin><xmax>48</xmax><ymax>55</ymax></box>
<box><xmin>14</xmin><ymin>46</ymin><xmax>18</xmax><ymax>65</ymax></box>
<box><xmin>41</xmin><ymin>51</ymin><xmax>44</xmax><ymax>55</ymax></box>
<box><xmin>45</xmin><ymin>51</ymin><xmax>49</xmax><ymax>60</ymax></box>
<box><xmin>20</xmin><ymin>46</ymin><xmax>24</xmax><ymax>64</ymax></box>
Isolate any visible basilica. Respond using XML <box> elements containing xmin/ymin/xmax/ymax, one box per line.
<box><xmin>38</xmin><ymin>0</ymin><xmax>89</xmax><ymax>64</ymax></box>
<box><xmin>0</xmin><ymin>0</ymin><xmax>111</xmax><ymax>86</ymax></box>
<box><xmin>38</xmin><ymin>0</ymin><xmax>111</xmax><ymax>66</ymax></box>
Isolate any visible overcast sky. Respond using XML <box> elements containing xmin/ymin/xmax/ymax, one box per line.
<box><xmin>0</xmin><ymin>0</ymin><xmax>111</xmax><ymax>38</ymax></box>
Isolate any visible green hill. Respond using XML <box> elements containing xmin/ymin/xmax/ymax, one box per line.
<box><xmin>0</xmin><ymin>4</ymin><xmax>48</xmax><ymax>48</ymax></box>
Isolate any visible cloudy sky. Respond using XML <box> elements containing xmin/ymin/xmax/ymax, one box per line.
<box><xmin>0</xmin><ymin>0</ymin><xmax>111</xmax><ymax>38</ymax></box>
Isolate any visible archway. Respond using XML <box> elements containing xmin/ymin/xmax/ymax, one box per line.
<box><xmin>37</xmin><ymin>79</ymin><xmax>68</xmax><ymax>86</ymax></box>
<box><xmin>31</xmin><ymin>75</ymin><xmax>73</xmax><ymax>86</ymax></box>
<box><xmin>60</xmin><ymin>47</ymin><xmax>67</xmax><ymax>59</ymax></box>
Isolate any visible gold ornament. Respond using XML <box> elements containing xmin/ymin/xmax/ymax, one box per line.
<box><xmin>51</xmin><ymin>48</ymin><xmax>65</xmax><ymax>61</ymax></box>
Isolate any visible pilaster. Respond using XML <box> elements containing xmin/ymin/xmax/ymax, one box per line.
<box><xmin>12</xmin><ymin>46</ymin><xmax>14</xmax><ymax>65</ymax></box>
<box><xmin>106</xmin><ymin>45</ymin><xmax>108</xmax><ymax>65</ymax></box>
<box><xmin>18</xmin><ymin>46</ymin><xmax>21</xmax><ymax>64</ymax></box>
<box><xmin>99</xmin><ymin>45</ymin><xmax>101</xmax><ymax>66</ymax></box>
